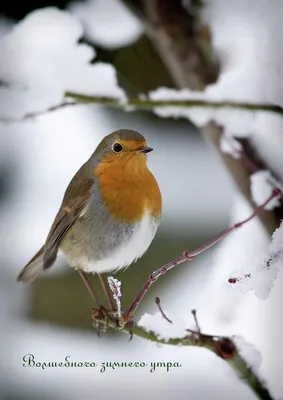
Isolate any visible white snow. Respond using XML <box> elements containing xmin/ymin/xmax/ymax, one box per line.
<box><xmin>232</xmin><ymin>335</ymin><xmax>276</xmax><ymax>396</ymax></box>
<box><xmin>2</xmin><ymin>2</ymin><xmax>283</xmax><ymax>399</ymax></box>
<box><xmin>220</xmin><ymin>132</ymin><xmax>243</xmax><ymax>159</ymax></box>
<box><xmin>157</xmin><ymin>0</ymin><xmax>283</xmax><ymax>302</ymax></box>
<box><xmin>138</xmin><ymin>312</ymin><xmax>188</xmax><ymax>341</ymax></box>
<box><xmin>108</xmin><ymin>276</ymin><xmax>122</xmax><ymax>316</ymax></box>
<box><xmin>214</xmin><ymin>201</ymin><xmax>283</xmax><ymax>300</ymax></box>
<box><xmin>269</xmin><ymin>220</ymin><xmax>283</xmax><ymax>253</ymax></box>
<box><xmin>148</xmin><ymin>1</ymin><xmax>283</xmax><ymax>185</ymax></box>
<box><xmin>149</xmin><ymin>87</ymin><xmax>262</xmax><ymax>138</ymax></box>
<box><xmin>252</xmin><ymin>220</ymin><xmax>283</xmax><ymax>299</ymax></box>
<box><xmin>233</xmin><ymin>335</ymin><xmax>262</xmax><ymax>373</ymax></box>
<box><xmin>222</xmin><ymin>213</ymin><xmax>283</xmax><ymax>300</ymax></box>
<box><xmin>69</xmin><ymin>0</ymin><xmax>143</xmax><ymax>49</ymax></box>
<box><xmin>3</xmin><ymin>320</ymin><xmax>260</xmax><ymax>400</ymax></box>
<box><xmin>0</xmin><ymin>8</ymin><xmax>125</xmax><ymax>119</ymax></box>
<box><xmin>203</xmin><ymin>193</ymin><xmax>271</xmax><ymax>300</ymax></box>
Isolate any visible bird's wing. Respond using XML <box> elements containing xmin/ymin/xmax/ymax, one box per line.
<box><xmin>43</xmin><ymin>166</ymin><xmax>93</xmax><ymax>270</ymax></box>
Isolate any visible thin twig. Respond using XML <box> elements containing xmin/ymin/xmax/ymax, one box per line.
<box><xmin>90</xmin><ymin>311</ymin><xmax>273</xmax><ymax>400</ymax></box>
<box><xmin>155</xmin><ymin>296</ymin><xmax>172</xmax><ymax>323</ymax></box>
<box><xmin>67</xmin><ymin>93</ymin><xmax>283</xmax><ymax>118</ymax></box>
<box><xmin>191</xmin><ymin>309</ymin><xmax>201</xmax><ymax>333</ymax></box>
<box><xmin>66</xmin><ymin>92</ymin><xmax>283</xmax><ymax>116</ymax></box>
<box><xmin>3</xmin><ymin>92</ymin><xmax>283</xmax><ymax>122</ymax></box>
<box><xmin>124</xmin><ymin>188</ymin><xmax>282</xmax><ymax>320</ymax></box>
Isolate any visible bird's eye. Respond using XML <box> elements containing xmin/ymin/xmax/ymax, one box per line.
<box><xmin>113</xmin><ymin>143</ymin><xmax>123</xmax><ymax>153</ymax></box>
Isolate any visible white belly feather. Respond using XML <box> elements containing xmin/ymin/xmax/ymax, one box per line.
<box><xmin>79</xmin><ymin>210</ymin><xmax>159</xmax><ymax>274</ymax></box>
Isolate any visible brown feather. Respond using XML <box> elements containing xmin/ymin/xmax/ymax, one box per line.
<box><xmin>42</xmin><ymin>162</ymin><xmax>93</xmax><ymax>270</ymax></box>
<box><xmin>16</xmin><ymin>245</ymin><xmax>45</xmax><ymax>282</ymax></box>
<box><xmin>17</xmin><ymin>129</ymin><xmax>161</xmax><ymax>282</ymax></box>
<box><xmin>17</xmin><ymin>162</ymin><xmax>94</xmax><ymax>281</ymax></box>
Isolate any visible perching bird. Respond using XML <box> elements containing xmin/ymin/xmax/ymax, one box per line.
<box><xmin>17</xmin><ymin>129</ymin><xmax>162</xmax><ymax>305</ymax></box>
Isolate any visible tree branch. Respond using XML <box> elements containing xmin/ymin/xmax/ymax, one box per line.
<box><xmin>120</xmin><ymin>0</ymin><xmax>283</xmax><ymax>238</ymax></box>
<box><xmin>86</xmin><ymin>182</ymin><xmax>281</xmax><ymax>400</ymax></box>
<box><xmin>120</xmin><ymin>187</ymin><xmax>281</xmax><ymax>321</ymax></box>
<box><xmin>202</xmin><ymin>122</ymin><xmax>282</xmax><ymax>235</ymax></box>
<box><xmin>92</xmin><ymin>312</ymin><xmax>274</xmax><ymax>400</ymax></box>
<box><xmin>121</xmin><ymin>0</ymin><xmax>219</xmax><ymax>89</ymax></box>
<box><xmin>3</xmin><ymin>92</ymin><xmax>283</xmax><ymax>122</ymax></box>
<box><xmin>65</xmin><ymin>92</ymin><xmax>283</xmax><ymax>115</ymax></box>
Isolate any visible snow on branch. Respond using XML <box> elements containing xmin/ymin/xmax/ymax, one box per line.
<box><xmin>139</xmin><ymin>310</ymin><xmax>188</xmax><ymax>341</ymax></box>
<box><xmin>214</xmin><ymin>133</ymin><xmax>283</xmax><ymax>299</ymax></box>
<box><xmin>117</xmin><ymin>187</ymin><xmax>281</xmax><ymax>323</ymax></box>
<box><xmin>138</xmin><ymin>305</ymin><xmax>263</xmax><ymax>379</ymax></box>
<box><xmin>91</xmin><ymin>301</ymin><xmax>274</xmax><ymax>400</ymax></box>
<box><xmin>107</xmin><ymin>276</ymin><xmax>122</xmax><ymax>317</ymax></box>
<box><xmin>69</xmin><ymin>0</ymin><xmax>143</xmax><ymax>49</ymax></box>
<box><xmin>230</xmin><ymin>220</ymin><xmax>283</xmax><ymax>300</ymax></box>
<box><xmin>220</xmin><ymin>132</ymin><xmax>243</xmax><ymax>159</ymax></box>
<box><xmin>0</xmin><ymin>8</ymin><xmax>125</xmax><ymax>120</ymax></box>
<box><xmin>4</xmin><ymin>91</ymin><xmax>283</xmax><ymax>123</ymax></box>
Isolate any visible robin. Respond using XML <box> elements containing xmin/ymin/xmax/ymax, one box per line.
<box><xmin>17</xmin><ymin>129</ymin><xmax>162</xmax><ymax>321</ymax></box>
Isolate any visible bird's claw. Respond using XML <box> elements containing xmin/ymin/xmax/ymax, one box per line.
<box><xmin>126</xmin><ymin>319</ymin><xmax>136</xmax><ymax>342</ymax></box>
<box><xmin>90</xmin><ymin>305</ymin><xmax>111</xmax><ymax>336</ymax></box>
<box><xmin>90</xmin><ymin>307</ymin><xmax>136</xmax><ymax>341</ymax></box>
<box><xmin>110</xmin><ymin>311</ymin><xmax>136</xmax><ymax>341</ymax></box>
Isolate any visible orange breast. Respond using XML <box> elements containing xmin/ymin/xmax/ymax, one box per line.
<box><xmin>94</xmin><ymin>154</ymin><xmax>162</xmax><ymax>223</ymax></box>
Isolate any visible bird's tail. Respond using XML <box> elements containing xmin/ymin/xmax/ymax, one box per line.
<box><xmin>17</xmin><ymin>245</ymin><xmax>45</xmax><ymax>283</ymax></box>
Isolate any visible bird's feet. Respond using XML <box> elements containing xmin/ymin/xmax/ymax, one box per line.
<box><xmin>90</xmin><ymin>305</ymin><xmax>112</xmax><ymax>337</ymax></box>
<box><xmin>90</xmin><ymin>307</ymin><xmax>136</xmax><ymax>341</ymax></box>
<box><xmin>109</xmin><ymin>311</ymin><xmax>136</xmax><ymax>341</ymax></box>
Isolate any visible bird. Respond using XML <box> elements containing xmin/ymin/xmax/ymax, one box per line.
<box><xmin>17</xmin><ymin>129</ymin><xmax>162</xmax><ymax>309</ymax></box>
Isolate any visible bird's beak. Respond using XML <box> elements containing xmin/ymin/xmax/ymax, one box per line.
<box><xmin>136</xmin><ymin>146</ymin><xmax>153</xmax><ymax>154</ymax></box>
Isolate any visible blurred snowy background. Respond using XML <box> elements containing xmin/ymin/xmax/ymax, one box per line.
<box><xmin>1</xmin><ymin>1</ymin><xmax>283</xmax><ymax>399</ymax></box>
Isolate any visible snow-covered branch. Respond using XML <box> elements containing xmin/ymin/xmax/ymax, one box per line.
<box><xmin>91</xmin><ymin>306</ymin><xmax>274</xmax><ymax>400</ymax></box>
<box><xmin>64</xmin><ymin>91</ymin><xmax>283</xmax><ymax>118</ymax></box>
<box><xmin>2</xmin><ymin>3</ymin><xmax>283</xmax><ymax>399</ymax></box>
<box><xmin>4</xmin><ymin>91</ymin><xmax>283</xmax><ymax>123</ymax></box>
<box><xmin>89</xmin><ymin>186</ymin><xmax>282</xmax><ymax>400</ymax></box>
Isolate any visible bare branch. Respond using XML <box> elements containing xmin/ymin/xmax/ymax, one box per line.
<box><xmin>191</xmin><ymin>309</ymin><xmax>201</xmax><ymax>333</ymax></box>
<box><xmin>155</xmin><ymin>296</ymin><xmax>172</xmax><ymax>323</ymax></box>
